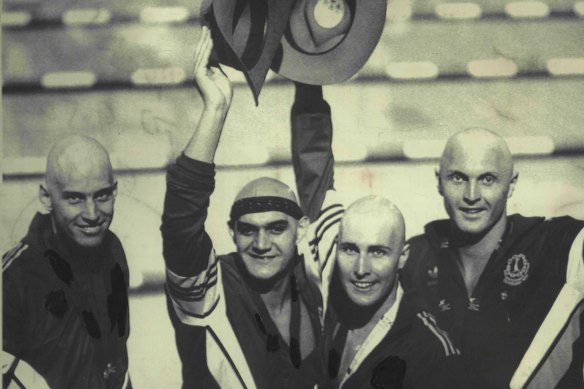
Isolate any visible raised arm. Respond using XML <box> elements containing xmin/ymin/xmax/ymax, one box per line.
<box><xmin>161</xmin><ymin>27</ymin><xmax>233</xmax><ymax>319</ymax></box>
<box><xmin>291</xmin><ymin>83</ymin><xmax>343</xmax><ymax>303</ymax></box>
<box><xmin>291</xmin><ymin>83</ymin><xmax>335</xmax><ymax>221</ymax></box>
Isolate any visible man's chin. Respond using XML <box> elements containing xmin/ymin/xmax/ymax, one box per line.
<box><xmin>70</xmin><ymin>233</ymin><xmax>106</xmax><ymax>248</ymax></box>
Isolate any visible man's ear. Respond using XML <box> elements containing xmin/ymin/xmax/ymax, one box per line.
<box><xmin>112</xmin><ymin>181</ymin><xmax>118</xmax><ymax>198</ymax></box>
<box><xmin>398</xmin><ymin>243</ymin><xmax>410</xmax><ymax>270</ymax></box>
<box><xmin>295</xmin><ymin>216</ymin><xmax>310</xmax><ymax>244</ymax></box>
<box><xmin>227</xmin><ymin>221</ymin><xmax>236</xmax><ymax>244</ymax></box>
<box><xmin>39</xmin><ymin>185</ymin><xmax>52</xmax><ymax>212</ymax></box>
<box><xmin>507</xmin><ymin>172</ymin><xmax>519</xmax><ymax>198</ymax></box>
<box><xmin>435</xmin><ymin>168</ymin><xmax>443</xmax><ymax>196</ymax></box>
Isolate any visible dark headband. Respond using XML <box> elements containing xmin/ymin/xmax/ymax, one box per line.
<box><xmin>229</xmin><ymin>196</ymin><xmax>304</xmax><ymax>225</ymax></box>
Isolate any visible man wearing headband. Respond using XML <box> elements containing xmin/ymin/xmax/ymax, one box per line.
<box><xmin>161</xmin><ymin>28</ymin><xmax>327</xmax><ymax>388</ymax></box>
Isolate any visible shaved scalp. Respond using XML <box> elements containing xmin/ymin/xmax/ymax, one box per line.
<box><xmin>440</xmin><ymin>127</ymin><xmax>514</xmax><ymax>177</ymax></box>
<box><xmin>46</xmin><ymin>136</ymin><xmax>114</xmax><ymax>190</ymax></box>
<box><xmin>235</xmin><ymin>177</ymin><xmax>298</xmax><ymax>203</ymax></box>
<box><xmin>341</xmin><ymin>196</ymin><xmax>406</xmax><ymax>243</ymax></box>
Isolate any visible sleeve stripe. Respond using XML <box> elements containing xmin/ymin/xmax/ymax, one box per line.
<box><xmin>309</xmin><ymin>218</ymin><xmax>341</xmax><ymax>254</ymax></box>
<box><xmin>173</xmin><ymin>295</ymin><xmax>221</xmax><ymax>319</ymax></box>
<box><xmin>309</xmin><ymin>210</ymin><xmax>344</xmax><ymax>247</ymax></box>
<box><xmin>320</xmin><ymin>238</ymin><xmax>337</xmax><ymax>274</ymax></box>
<box><xmin>417</xmin><ymin>311</ymin><xmax>460</xmax><ymax>357</ymax></box>
<box><xmin>317</xmin><ymin>203</ymin><xmax>344</xmax><ymax>220</ymax></box>
<box><xmin>168</xmin><ymin>279</ymin><xmax>218</xmax><ymax>302</ymax></box>
<box><xmin>166</xmin><ymin>250</ymin><xmax>221</xmax><ymax>317</ymax></box>
<box><xmin>2</xmin><ymin>243</ymin><xmax>29</xmax><ymax>271</ymax></box>
<box><xmin>166</xmin><ymin>262</ymin><xmax>218</xmax><ymax>297</ymax></box>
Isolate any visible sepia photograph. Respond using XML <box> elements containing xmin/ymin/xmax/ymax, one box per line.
<box><xmin>2</xmin><ymin>0</ymin><xmax>584</xmax><ymax>387</ymax></box>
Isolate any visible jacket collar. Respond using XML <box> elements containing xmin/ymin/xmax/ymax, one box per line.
<box><xmin>423</xmin><ymin>214</ymin><xmax>544</xmax><ymax>251</ymax></box>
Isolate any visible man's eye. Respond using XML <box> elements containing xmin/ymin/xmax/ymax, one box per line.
<box><xmin>66</xmin><ymin>195</ymin><xmax>83</xmax><ymax>204</ymax></box>
<box><xmin>95</xmin><ymin>193</ymin><xmax>112</xmax><ymax>202</ymax></box>
<box><xmin>341</xmin><ymin>246</ymin><xmax>358</xmax><ymax>255</ymax></box>
<box><xmin>370</xmin><ymin>249</ymin><xmax>387</xmax><ymax>258</ymax></box>
<box><xmin>450</xmin><ymin>174</ymin><xmax>464</xmax><ymax>183</ymax></box>
<box><xmin>481</xmin><ymin>176</ymin><xmax>495</xmax><ymax>185</ymax></box>
<box><xmin>269</xmin><ymin>225</ymin><xmax>287</xmax><ymax>235</ymax></box>
<box><xmin>236</xmin><ymin>227</ymin><xmax>254</xmax><ymax>236</ymax></box>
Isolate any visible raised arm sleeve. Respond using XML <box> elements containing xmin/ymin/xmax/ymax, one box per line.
<box><xmin>161</xmin><ymin>154</ymin><xmax>220</xmax><ymax>319</ymax></box>
<box><xmin>291</xmin><ymin>87</ymin><xmax>344</xmax><ymax>311</ymax></box>
<box><xmin>291</xmin><ymin>86</ymin><xmax>335</xmax><ymax>222</ymax></box>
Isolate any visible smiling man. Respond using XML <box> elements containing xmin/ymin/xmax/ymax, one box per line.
<box><xmin>2</xmin><ymin>136</ymin><xmax>130</xmax><ymax>388</ymax></box>
<box><xmin>401</xmin><ymin>128</ymin><xmax>584</xmax><ymax>388</ymax></box>
<box><xmin>162</xmin><ymin>28</ymin><xmax>323</xmax><ymax>389</ymax></box>
<box><xmin>289</xmin><ymin>84</ymin><xmax>460</xmax><ymax>389</ymax></box>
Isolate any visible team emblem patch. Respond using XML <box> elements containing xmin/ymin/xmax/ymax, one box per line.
<box><xmin>503</xmin><ymin>254</ymin><xmax>530</xmax><ymax>286</ymax></box>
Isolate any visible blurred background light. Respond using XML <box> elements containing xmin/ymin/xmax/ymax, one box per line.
<box><xmin>63</xmin><ymin>8</ymin><xmax>112</xmax><ymax>26</ymax></box>
<box><xmin>435</xmin><ymin>3</ymin><xmax>482</xmax><ymax>19</ymax></box>
<box><xmin>40</xmin><ymin>71</ymin><xmax>97</xmax><ymax>88</ymax></box>
<box><xmin>467</xmin><ymin>58</ymin><xmax>518</xmax><ymax>78</ymax></box>
<box><xmin>386</xmin><ymin>61</ymin><xmax>439</xmax><ymax>80</ymax></box>
<box><xmin>139</xmin><ymin>7</ymin><xmax>190</xmax><ymax>24</ymax></box>
<box><xmin>505</xmin><ymin>1</ymin><xmax>550</xmax><ymax>18</ymax></box>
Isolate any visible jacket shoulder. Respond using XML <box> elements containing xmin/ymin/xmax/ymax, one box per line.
<box><xmin>3</xmin><ymin>241</ymin><xmax>38</xmax><ymax>274</ymax></box>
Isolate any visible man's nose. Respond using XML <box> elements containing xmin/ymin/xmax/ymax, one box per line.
<box><xmin>463</xmin><ymin>181</ymin><xmax>480</xmax><ymax>204</ymax></box>
<box><xmin>354</xmin><ymin>253</ymin><xmax>371</xmax><ymax>278</ymax></box>
<box><xmin>82</xmin><ymin>199</ymin><xmax>99</xmax><ymax>222</ymax></box>
<box><xmin>253</xmin><ymin>230</ymin><xmax>271</xmax><ymax>252</ymax></box>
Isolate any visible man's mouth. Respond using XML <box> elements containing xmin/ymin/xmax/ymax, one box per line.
<box><xmin>77</xmin><ymin>223</ymin><xmax>104</xmax><ymax>235</ymax></box>
<box><xmin>249</xmin><ymin>254</ymin><xmax>277</xmax><ymax>261</ymax></box>
<box><xmin>351</xmin><ymin>280</ymin><xmax>376</xmax><ymax>290</ymax></box>
<box><xmin>460</xmin><ymin>207</ymin><xmax>485</xmax><ymax>215</ymax></box>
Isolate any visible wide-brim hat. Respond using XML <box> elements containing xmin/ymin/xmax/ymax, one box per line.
<box><xmin>201</xmin><ymin>0</ymin><xmax>295</xmax><ymax>104</ymax></box>
<box><xmin>271</xmin><ymin>0</ymin><xmax>387</xmax><ymax>85</ymax></box>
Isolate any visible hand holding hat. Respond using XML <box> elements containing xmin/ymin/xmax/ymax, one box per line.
<box><xmin>202</xmin><ymin>0</ymin><xmax>387</xmax><ymax>104</ymax></box>
<box><xmin>193</xmin><ymin>26</ymin><xmax>233</xmax><ymax>110</ymax></box>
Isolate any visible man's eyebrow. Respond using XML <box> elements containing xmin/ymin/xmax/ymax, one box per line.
<box><xmin>368</xmin><ymin>245</ymin><xmax>392</xmax><ymax>253</ymax></box>
<box><xmin>235</xmin><ymin>221</ymin><xmax>258</xmax><ymax>229</ymax></box>
<box><xmin>446</xmin><ymin>170</ymin><xmax>467</xmax><ymax>176</ymax></box>
<box><xmin>62</xmin><ymin>191</ymin><xmax>86</xmax><ymax>198</ymax></box>
<box><xmin>266</xmin><ymin>220</ymin><xmax>289</xmax><ymax>228</ymax></box>
<box><xmin>94</xmin><ymin>186</ymin><xmax>115</xmax><ymax>197</ymax></box>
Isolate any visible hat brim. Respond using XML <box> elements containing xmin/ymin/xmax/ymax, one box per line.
<box><xmin>206</xmin><ymin>0</ymin><xmax>294</xmax><ymax>104</ymax></box>
<box><xmin>272</xmin><ymin>0</ymin><xmax>387</xmax><ymax>85</ymax></box>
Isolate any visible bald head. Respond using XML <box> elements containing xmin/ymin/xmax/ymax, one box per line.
<box><xmin>46</xmin><ymin>136</ymin><xmax>114</xmax><ymax>190</ymax></box>
<box><xmin>336</xmin><ymin>196</ymin><xmax>406</xmax><ymax>308</ymax></box>
<box><xmin>436</xmin><ymin>128</ymin><xmax>518</xmax><ymax>236</ymax></box>
<box><xmin>440</xmin><ymin>128</ymin><xmax>514</xmax><ymax>177</ymax></box>
<box><xmin>235</xmin><ymin>177</ymin><xmax>298</xmax><ymax>203</ymax></box>
<box><xmin>40</xmin><ymin>136</ymin><xmax>117</xmax><ymax>248</ymax></box>
<box><xmin>341</xmin><ymin>196</ymin><xmax>405</xmax><ymax>245</ymax></box>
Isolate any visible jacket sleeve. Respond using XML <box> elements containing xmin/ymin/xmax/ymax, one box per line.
<box><xmin>2</xmin><ymin>263</ymin><xmax>26</xmax><ymax>358</ymax></box>
<box><xmin>161</xmin><ymin>154</ymin><xmax>220</xmax><ymax>320</ymax></box>
<box><xmin>291</xmin><ymin>95</ymin><xmax>344</xmax><ymax>308</ymax></box>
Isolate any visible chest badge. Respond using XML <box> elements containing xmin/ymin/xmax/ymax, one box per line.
<box><xmin>503</xmin><ymin>254</ymin><xmax>530</xmax><ymax>286</ymax></box>
<box><xmin>438</xmin><ymin>299</ymin><xmax>451</xmax><ymax>312</ymax></box>
<box><xmin>468</xmin><ymin>297</ymin><xmax>480</xmax><ymax>311</ymax></box>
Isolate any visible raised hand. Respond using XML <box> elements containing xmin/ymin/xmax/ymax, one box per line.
<box><xmin>193</xmin><ymin>26</ymin><xmax>233</xmax><ymax>110</ymax></box>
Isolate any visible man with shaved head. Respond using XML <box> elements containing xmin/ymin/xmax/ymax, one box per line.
<box><xmin>3</xmin><ymin>136</ymin><xmax>130</xmax><ymax>388</ymax></box>
<box><xmin>401</xmin><ymin>128</ymin><xmax>584</xmax><ymax>388</ymax></box>
<box><xmin>162</xmin><ymin>28</ymin><xmax>323</xmax><ymax>388</ymax></box>
<box><xmin>289</xmin><ymin>84</ymin><xmax>459</xmax><ymax>388</ymax></box>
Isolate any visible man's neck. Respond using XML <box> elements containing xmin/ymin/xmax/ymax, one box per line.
<box><xmin>456</xmin><ymin>213</ymin><xmax>507</xmax><ymax>259</ymax></box>
<box><xmin>453</xmin><ymin>213</ymin><xmax>508</xmax><ymax>295</ymax></box>
<box><xmin>259</xmin><ymin>275</ymin><xmax>291</xmax><ymax>312</ymax></box>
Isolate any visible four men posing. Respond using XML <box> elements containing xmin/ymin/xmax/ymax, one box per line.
<box><xmin>3</xmin><ymin>28</ymin><xmax>584</xmax><ymax>388</ymax></box>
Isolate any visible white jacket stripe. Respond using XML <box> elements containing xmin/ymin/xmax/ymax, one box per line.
<box><xmin>510</xmin><ymin>227</ymin><xmax>584</xmax><ymax>389</ymax></box>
